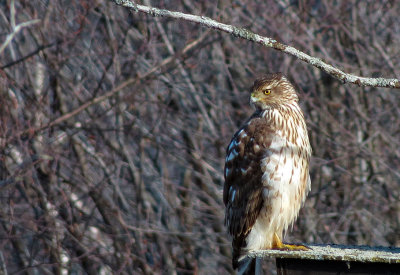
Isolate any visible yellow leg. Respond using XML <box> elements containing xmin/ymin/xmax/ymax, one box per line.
<box><xmin>272</xmin><ymin>233</ymin><xmax>310</xmax><ymax>251</ymax></box>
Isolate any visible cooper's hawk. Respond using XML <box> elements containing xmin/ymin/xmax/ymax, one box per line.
<box><xmin>223</xmin><ymin>73</ymin><xmax>312</xmax><ymax>273</ymax></box>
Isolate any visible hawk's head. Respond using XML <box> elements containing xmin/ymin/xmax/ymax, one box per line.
<box><xmin>250</xmin><ymin>73</ymin><xmax>299</xmax><ymax>110</ymax></box>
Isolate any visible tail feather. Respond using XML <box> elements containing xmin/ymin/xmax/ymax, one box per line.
<box><xmin>232</xmin><ymin>237</ymin><xmax>262</xmax><ymax>274</ymax></box>
<box><xmin>237</xmin><ymin>256</ymin><xmax>256</xmax><ymax>275</ymax></box>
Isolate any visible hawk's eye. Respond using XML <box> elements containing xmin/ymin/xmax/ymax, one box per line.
<box><xmin>264</xmin><ymin>89</ymin><xmax>271</xmax><ymax>95</ymax></box>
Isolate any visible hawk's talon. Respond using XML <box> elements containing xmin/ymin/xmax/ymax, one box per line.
<box><xmin>272</xmin><ymin>233</ymin><xmax>310</xmax><ymax>251</ymax></box>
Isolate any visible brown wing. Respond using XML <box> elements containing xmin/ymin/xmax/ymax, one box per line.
<box><xmin>223</xmin><ymin>111</ymin><xmax>273</xmax><ymax>238</ymax></box>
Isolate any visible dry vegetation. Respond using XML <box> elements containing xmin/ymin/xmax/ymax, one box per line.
<box><xmin>0</xmin><ymin>0</ymin><xmax>399</xmax><ymax>274</ymax></box>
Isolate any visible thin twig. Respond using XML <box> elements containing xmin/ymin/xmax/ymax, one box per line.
<box><xmin>1</xmin><ymin>42</ymin><xmax>58</xmax><ymax>69</ymax></box>
<box><xmin>111</xmin><ymin>0</ymin><xmax>400</xmax><ymax>89</ymax></box>
<box><xmin>0</xmin><ymin>3</ymin><xmax>40</xmax><ymax>55</ymax></box>
<box><xmin>145</xmin><ymin>0</ymin><xmax>217</xmax><ymax>135</ymax></box>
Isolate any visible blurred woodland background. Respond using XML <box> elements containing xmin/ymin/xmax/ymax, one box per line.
<box><xmin>1</xmin><ymin>0</ymin><xmax>399</xmax><ymax>274</ymax></box>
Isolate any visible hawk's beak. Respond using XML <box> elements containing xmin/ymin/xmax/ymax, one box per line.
<box><xmin>250</xmin><ymin>93</ymin><xmax>258</xmax><ymax>103</ymax></box>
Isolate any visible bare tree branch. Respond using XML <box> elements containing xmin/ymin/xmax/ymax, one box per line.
<box><xmin>0</xmin><ymin>0</ymin><xmax>40</xmax><ymax>54</ymax></box>
<box><xmin>111</xmin><ymin>0</ymin><xmax>400</xmax><ymax>89</ymax></box>
<box><xmin>1</xmin><ymin>42</ymin><xmax>57</xmax><ymax>69</ymax></box>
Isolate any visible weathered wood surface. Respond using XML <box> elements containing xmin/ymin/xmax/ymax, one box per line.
<box><xmin>248</xmin><ymin>244</ymin><xmax>400</xmax><ymax>274</ymax></box>
<box><xmin>249</xmin><ymin>244</ymin><xmax>400</xmax><ymax>264</ymax></box>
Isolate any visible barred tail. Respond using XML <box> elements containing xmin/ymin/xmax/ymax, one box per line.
<box><xmin>237</xmin><ymin>256</ymin><xmax>254</xmax><ymax>275</ymax></box>
<box><xmin>233</xmin><ymin>237</ymin><xmax>261</xmax><ymax>275</ymax></box>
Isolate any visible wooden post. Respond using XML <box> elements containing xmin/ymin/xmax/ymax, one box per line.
<box><xmin>248</xmin><ymin>244</ymin><xmax>400</xmax><ymax>274</ymax></box>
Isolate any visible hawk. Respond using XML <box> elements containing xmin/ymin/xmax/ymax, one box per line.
<box><xmin>223</xmin><ymin>73</ymin><xmax>312</xmax><ymax>273</ymax></box>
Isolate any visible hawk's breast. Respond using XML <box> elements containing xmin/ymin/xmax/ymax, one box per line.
<box><xmin>224</xmin><ymin>107</ymin><xmax>311</xmax><ymax>250</ymax></box>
